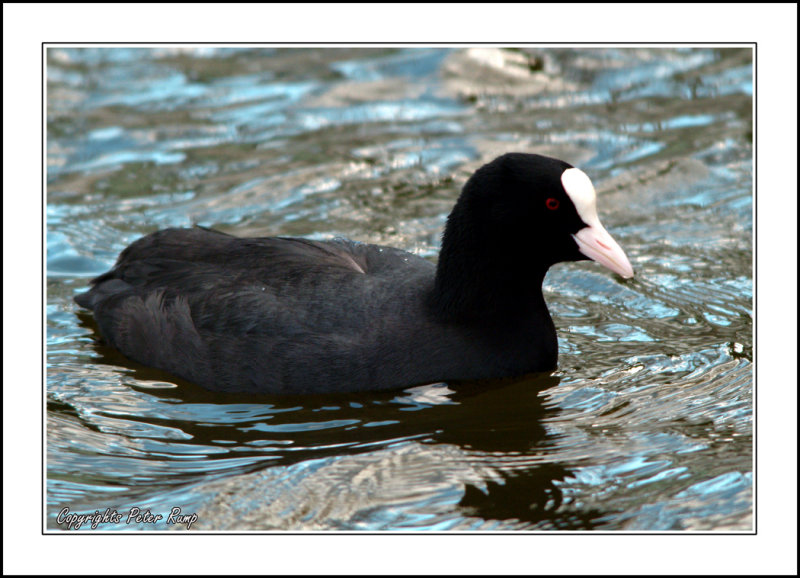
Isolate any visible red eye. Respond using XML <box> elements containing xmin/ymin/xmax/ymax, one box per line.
<box><xmin>546</xmin><ymin>197</ymin><xmax>560</xmax><ymax>210</ymax></box>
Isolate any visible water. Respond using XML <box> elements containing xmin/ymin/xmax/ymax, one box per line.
<box><xmin>46</xmin><ymin>46</ymin><xmax>753</xmax><ymax>532</ymax></box>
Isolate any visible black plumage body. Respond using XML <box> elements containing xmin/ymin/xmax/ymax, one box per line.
<box><xmin>75</xmin><ymin>153</ymin><xmax>632</xmax><ymax>394</ymax></box>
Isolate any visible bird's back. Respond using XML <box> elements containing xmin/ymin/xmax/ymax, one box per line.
<box><xmin>76</xmin><ymin>227</ymin><xmax>439</xmax><ymax>393</ymax></box>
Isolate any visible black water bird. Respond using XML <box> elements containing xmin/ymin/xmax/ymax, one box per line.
<box><xmin>75</xmin><ymin>153</ymin><xmax>634</xmax><ymax>394</ymax></box>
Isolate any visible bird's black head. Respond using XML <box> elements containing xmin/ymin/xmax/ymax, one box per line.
<box><xmin>434</xmin><ymin>153</ymin><xmax>633</xmax><ymax>319</ymax></box>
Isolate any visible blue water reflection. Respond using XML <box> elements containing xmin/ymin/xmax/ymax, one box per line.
<box><xmin>46</xmin><ymin>46</ymin><xmax>753</xmax><ymax>532</ymax></box>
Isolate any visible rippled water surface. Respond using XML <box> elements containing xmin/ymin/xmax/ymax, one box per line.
<box><xmin>46</xmin><ymin>46</ymin><xmax>753</xmax><ymax>531</ymax></box>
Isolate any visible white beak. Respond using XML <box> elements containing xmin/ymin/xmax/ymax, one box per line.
<box><xmin>572</xmin><ymin>224</ymin><xmax>634</xmax><ymax>279</ymax></box>
<box><xmin>561</xmin><ymin>167</ymin><xmax>634</xmax><ymax>279</ymax></box>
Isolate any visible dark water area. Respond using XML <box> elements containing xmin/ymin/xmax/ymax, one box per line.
<box><xmin>46</xmin><ymin>46</ymin><xmax>753</xmax><ymax>532</ymax></box>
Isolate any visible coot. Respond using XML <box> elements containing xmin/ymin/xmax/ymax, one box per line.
<box><xmin>75</xmin><ymin>153</ymin><xmax>634</xmax><ymax>394</ymax></box>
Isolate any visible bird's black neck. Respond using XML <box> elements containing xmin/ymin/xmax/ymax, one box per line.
<box><xmin>429</xmin><ymin>213</ymin><xmax>550</xmax><ymax>325</ymax></box>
